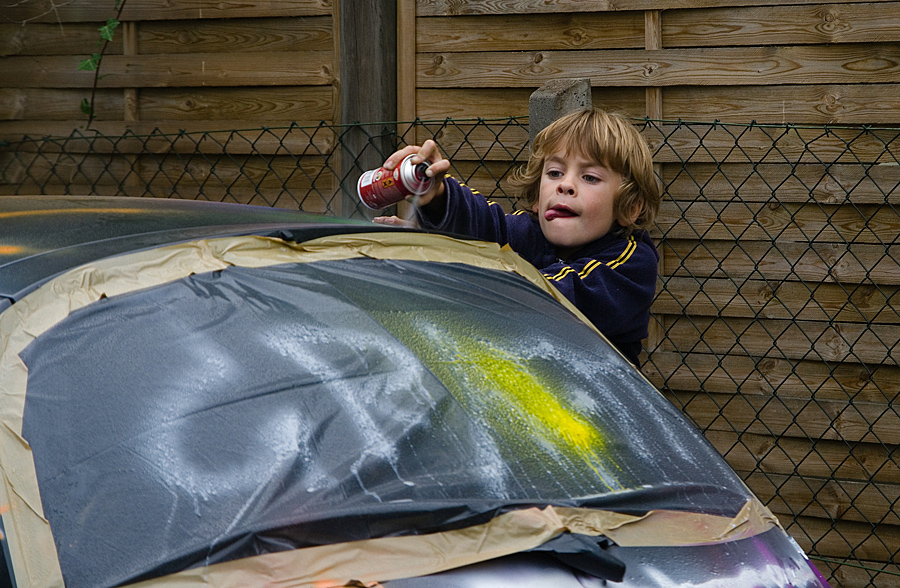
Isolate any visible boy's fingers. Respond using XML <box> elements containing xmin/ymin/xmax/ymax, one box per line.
<box><xmin>425</xmin><ymin>159</ymin><xmax>450</xmax><ymax>178</ymax></box>
<box><xmin>373</xmin><ymin>215</ymin><xmax>416</xmax><ymax>228</ymax></box>
<box><xmin>416</xmin><ymin>140</ymin><xmax>440</xmax><ymax>163</ymax></box>
<box><xmin>383</xmin><ymin>141</ymin><xmax>445</xmax><ymax>175</ymax></box>
<box><xmin>383</xmin><ymin>145</ymin><xmax>420</xmax><ymax>169</ymax></box>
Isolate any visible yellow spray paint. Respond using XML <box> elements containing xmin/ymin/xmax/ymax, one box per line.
<box><xmin>375</xmin><ymin>310</ymin><xmax>621</xmax><ymax>486</ymax></box>
<box><xmin>450</xmin><ymin>337</ymin><xmax>603</xmax><ymax>458</ymax></box>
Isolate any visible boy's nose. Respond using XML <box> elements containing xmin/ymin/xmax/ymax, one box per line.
<box><xmin>557</xmin><ymin>181</ymin><xmax>575</xmax><ymax>195</ymax></box>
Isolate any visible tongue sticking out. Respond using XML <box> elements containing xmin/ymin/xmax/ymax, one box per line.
<box><xmin>545</xmin><ymin>207</ymin><xmax>576</xmax><ymax>221</ymax></box>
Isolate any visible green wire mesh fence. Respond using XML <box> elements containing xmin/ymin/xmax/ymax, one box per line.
<box><xmin>2</xmin><ymin>117</ymin><xmax>899</xmax><ymax>588</ymax></box>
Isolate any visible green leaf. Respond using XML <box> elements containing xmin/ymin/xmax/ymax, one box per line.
<box><xmin>99</xmin><ymin>18</ymin><xmax>119</xmax><ymax>42</ymax></box>
<box><xmin>77</xmin><ymin>53</ymin><xmax>101</xmax><ymax>71</ymax></box>
<box><xmin>80</xmin><ymin>99</ymin><xmax>93</xmax><ymax>116</ymax></box>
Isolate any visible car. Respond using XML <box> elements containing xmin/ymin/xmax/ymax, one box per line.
<box><xmin>1</xmin><ymin>196</ymin><xmax>830</xmax><ymax>588</ymax></box>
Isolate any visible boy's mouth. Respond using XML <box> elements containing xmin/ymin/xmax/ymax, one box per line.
<box><xmin>545</xmin><ymin>205</ymin><xmax>577</xmax><ymax>221</ymax></box>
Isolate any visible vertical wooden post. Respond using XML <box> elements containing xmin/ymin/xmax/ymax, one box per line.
<box><xmin>331</xmin><ymin>0</ymin><xmax>343</xmax><ymax>214</ymax></box>
<box><xmin>339</xmin><ymin>0</ymin><xmax>397</xmax><ymax>219</ymax></box>
<box><xmin>123</xmin><ymin>22</ymin><xmax>138</xmax><ymax>123</ymax></box>
<box><xmin>122</xmin><ymin>21</ymin><xmax>141</xmax><ymax>196</ymax></box>
<box><xmin>396</xmin><ymin>0</ymin><xmax>416</xmax><ymax>219</ymax></box>
<box><xmin>397</xmin><ymin>0</ymin><xmax>416</xmax><ymax>128</ymax></box>
<box><xmin>644</xmin><ymin>10</ymin><xmax>662</xmax><ymax>120</ymax></box>
<box><xmin>644</xmin><ymin>9</ymin><xmax>666</xmax><ymax>358</ymax></box>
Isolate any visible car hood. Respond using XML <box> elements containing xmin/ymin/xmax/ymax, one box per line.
<box><xmin>0</xmin><ymin>213</ymin><xmax>828</xmax><ymax>588</ymax></box>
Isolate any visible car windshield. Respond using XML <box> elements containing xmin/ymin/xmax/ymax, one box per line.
<box><xmin>20</xmin><ymin>256</ymin><xmax>751</xmax><ymax>588</ymax></box>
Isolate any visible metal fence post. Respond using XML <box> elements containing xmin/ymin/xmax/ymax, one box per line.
<box><xmin>528</xmin><ymin>79</ymin><xmax>592</xmax><ymax>145</ymax></box>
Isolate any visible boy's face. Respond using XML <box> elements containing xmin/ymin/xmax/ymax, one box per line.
<box><xmin>532</xmin><ymin>149</ymin><xmax>623</xmax><ymax>258</ymax></box>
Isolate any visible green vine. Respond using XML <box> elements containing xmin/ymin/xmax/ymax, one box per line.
<box><xmin>77</xmin><ymin>0</ymin><xmax>127</xmax><ymax>126</ymax></box>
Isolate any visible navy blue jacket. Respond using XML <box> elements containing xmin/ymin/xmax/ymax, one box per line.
<box><xmin>417</xmin><ymin>177</ymin><xmax>659</xmax><ymax>365</ymax></box>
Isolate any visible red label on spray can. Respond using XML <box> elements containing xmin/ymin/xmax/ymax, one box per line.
<box><xmin>358</xmin><ymin>154</ymin><xmax>435</xmax><ymax>210</ymax></box>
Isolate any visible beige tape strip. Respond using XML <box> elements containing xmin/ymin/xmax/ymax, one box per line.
<box><xmin>0</xmin><ymin>232</ymin><xmax>778</xmax><ymax>588</ymax></box>
<box><xmin>126</xmin><ymin>501</ymin><xmax>778</xmax><ymax>588</ymax></box>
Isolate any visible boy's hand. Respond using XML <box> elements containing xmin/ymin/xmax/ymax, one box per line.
<box><xmin>372</xmin><ymin>215</ymin><xmax>418</xmax><ymax>228</ymax></box>
<box><xmin>382</xmin><ymin>140</ymin><xmax>449</xmax><ymax>207</ymax></box>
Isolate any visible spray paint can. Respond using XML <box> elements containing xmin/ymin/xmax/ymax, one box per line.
<box><xmin>357</xmin><ymin>154</ymin><xmax>434</xmax><ymax>210</ymax></box>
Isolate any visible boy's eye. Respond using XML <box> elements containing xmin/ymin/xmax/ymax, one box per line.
<box><xmin>546</xmin><ymin>170</ymin><xmax>564</xmax><ymax>179</ymax></box>
<box><xmin>583</xmin><ymin>174</ymin><xmax>600</xmax><ymax>183</ymax></box>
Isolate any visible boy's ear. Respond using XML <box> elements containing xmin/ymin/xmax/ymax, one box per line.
<box><xmin>627</xmin><ymin>202</ymin><xmax>643</xmax><ymax>224</ymax></box>
<box><xmin>531</xmin><ymin>202</ymin><xmax>539</xmax><ymax>214</ymax></box>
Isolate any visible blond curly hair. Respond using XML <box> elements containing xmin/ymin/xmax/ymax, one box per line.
<box><xmin>508</xmin><ymin>108</ymin><xmax>661</xmax><ymax>233</ymax></box>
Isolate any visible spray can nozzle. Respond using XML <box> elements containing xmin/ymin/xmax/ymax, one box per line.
<box><xmin>413</xmin><ymin>162</ymin><xmax>429</xmax><ymax>180</ymax></box>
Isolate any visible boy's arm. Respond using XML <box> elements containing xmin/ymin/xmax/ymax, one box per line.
<box><xmin>417</xmin><ymin>177</ymin><xmax>514</xmax><ymax>244</ymax></box>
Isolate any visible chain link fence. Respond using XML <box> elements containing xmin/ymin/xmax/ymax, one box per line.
<box><xmin>2</xmin><ymin>117</ymin><xmax>899</xmax><ymax>587</ymax></box>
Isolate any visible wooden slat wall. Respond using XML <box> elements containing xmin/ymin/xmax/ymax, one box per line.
<box><xmin>411</xmin><ymin>2</ymin><xmax>900</xmax><ymax>587</ymax></box>
<box><xmin>412</xmin><ymin>1</ymin><xmax>900</xmax><ymax>122</ymax></box>
<box><xmin>0</xmin><ymin>0</ymin><xmax>337</xmax><ymax>211</ymax></box>
<box><xmin>1</xmin><ymin>0</ymin><xmax>899</xmax><ymax>585</ymax></box>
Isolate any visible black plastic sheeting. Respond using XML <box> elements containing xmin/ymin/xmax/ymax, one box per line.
<box><xmin>20</xmin><ymin>258</ymin><xmax>751</xmax><ymax>588</ymax></box>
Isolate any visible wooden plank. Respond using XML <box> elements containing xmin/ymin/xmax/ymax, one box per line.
<box><xmin>784</xmin><ymin>515</ymin><xmax>900</xmax><ymax>562</ymax></box>
<box><xmin>0</xmin><ymin>22</ymin><xmax>120</xmax><ymax>55</ymax></box>
<box><xmin>417</xmin><ymin>88</ymin><xmax>532</xmax><ymax>119</ymax></box>
<box><xmin>703</xmin><ymin>429</ymin><xmax>900</xmax><ymax>485</ymax></box>
<box><xmin>417</xmin><ymin>44</ymin><xmax>900</xmax><ymax>88</ymax></box>
<box><xmin>666</xmin><ymin>388</ymin><xmax>900</xmax><ymax>444</ymax></box>
<box><xmin>645</xmin><ymin>10</ymin><xmax>662</xmax><ymax>51</ymax></box>
<box><xmin>416</xmin><ymin>13</ymin><xmax>645</xmax><ymax>52</ymax></box>
<box><xmin>0</xmin><ymin>121</ymin><xmax>336</xmax><ymax>154</ymax></box>
<box><xmin>0</xmin><ymin>182</ymin><xmax>335</xmax><ymax>212</ymax></box>
<box><xmin>644</xmin><ymin>123</ymin><xmax>900</xmax><ymax>165</ymax></box>
<box><xmin>1</xmin><ymin>52</ymin><xmax>334</xmax><ymax>88</ymax></box>
<box><xmin>664</xmin><ymin>3</ymin><xmax>900</xmax><ymax>47</ymax></box>
<box><xmin>1</xmin><ymin>0</ymin><xmax>331</xmax><ymax>23</ymax></box>
<box><xmin>661</xmin><ymin>162</ymin><xmax>900</xmax><ymax>205</ymax></box>
<box><xmin>338</xmin><ymin>0</ymin><xmax>396</xmax><ymax>218</ymax></box>
<box><xmin>401</xmin><ymin>0</ymin><xmax>425</xmax><ymax>223</ymax></box>
<box><xmin>0</xmin><ymin>88</ymin><xmax>122</xmax><ymax>120</ymax></box>
<box><xmin>329</xmin><ymin>0</ymin><xmax>341</xmax><ymax>214</ymax></box>
<box><xmin>1</xmin><ymin>155</ymin><xmax>339</xmax><ymax>213</ymax></box>
<box><xmin>662</xmin><ymin>314</ymin><xmax>900</xmax><ymax>364</ymax></box>
<box><xmin>443</xmin><ymin>160</ymin><xmax>525</xmax><ymax>204</ymax></box>
<box><xmin>404</xmin><ymin>119</ymin><xmax>900</xmax><ymax>178</ymax></box>
<box><xmin>643</xmin><ymin>8</ymin><xmax>665</xmax><ymax>354</ymax></box>
<box><xmin>417</xmin><ymin>0</ymin><xmax>898</xmax><ymax>16</ymax></box>
<box><xmin>815</xmin><ymin>558</ymin><xmax>900</xmax><ymax>588</ymax></box>
<box><xmin>137</xmin><ymin>16</ymin><xmax>332</xmax><ymax>54</ymax></box>
<box><xmin>416</xmin><ymin>87</ymin><xmax>646</xmax><ymax>119</ymax></box>
<box><xmin>656</xmin><ymin>200</ymin><xmax>900</xmax><ymax>244</ymax></box>
<box><xmin>0</xmin><ymin>181</ymin><xmax>337</xmax><ymax>213</ymax></box>
<box><xmin>661</xmin><ymin>239</ymin><xmax>900</xmax><ymax>285</ymax></box>
<box><xmin>138</xmin><ymin>86</ymin><xmax>333</xmax><ymax>122</ymax></box>
<box><xmin>0</xmin><ymin>152</ymin><xmax>335</xmax><ymax>194</ymax></box>
<box><xmin>645</xmin><ymin>10</ymin><xmax>663</xmax><ymax>121</ymax></box>
<box><xmin>654</xmin><ymin>276</ymin><xmax>900</xmax><ymax>323</ymax></box>
<box><xmin>643</xmin><ymin>350</ymin><xmax>900</xmax><ymax>403</ymax></box>
<box><xmin>398</xmin><ymin>0</ymin><xmax>417</xmax><ymax>123</ymax></box>
<box><xmin>739</xmin><ymin>470</ymin><xmax>900</xmax><ymax>526</ymax></box>
<box><xmin>154</xmin><ymin>187</ymin><xmax>335</xmax><ymax>212</ymax></box>
<box><xmin>410</xmin><ymin>120</ymin><xmax>529</xmax><ymax>162</ymax></box>
<box><xmin>663</xmin><ymin>84</ymin><xmax>900</xmax><ymax>125</ymax></box>
<box><xmin>123</xmin><ymin>22</ymin><xmax>138</xmax><ymax>123</ymax></box>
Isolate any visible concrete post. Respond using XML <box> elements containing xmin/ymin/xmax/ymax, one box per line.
<box><xmin>528</xmin><ymin>79</ymin><xmax>592</xmax><ymax>146</ymax></box>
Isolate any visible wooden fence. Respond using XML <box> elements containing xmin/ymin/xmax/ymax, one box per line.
<box><xmin>2</xmin><ymin>2</ymin><xmax>900</xmax><ymax>587</ymax></box>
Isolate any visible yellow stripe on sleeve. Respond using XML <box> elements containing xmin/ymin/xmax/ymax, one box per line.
<box><xmin>547</xmin><ymin>236</ymin><xmax>637</xmax><ymax>282</ymax></box>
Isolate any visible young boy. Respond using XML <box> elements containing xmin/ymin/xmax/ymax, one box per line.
<box><xmin>374</xmin><ymin>108</ymin><xmax>661</xmax><ymax>366</ymax></box>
